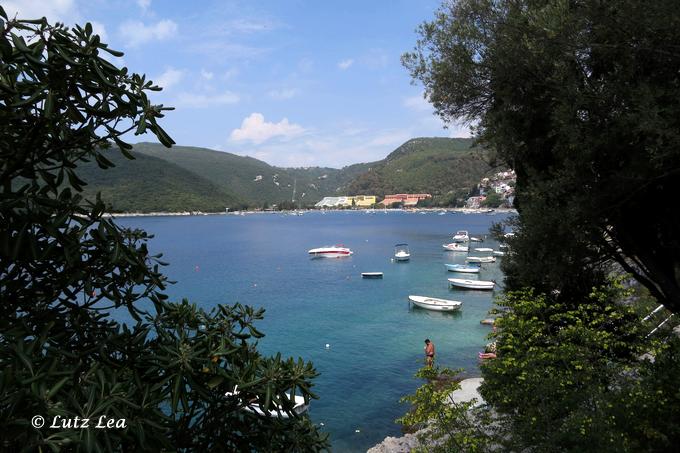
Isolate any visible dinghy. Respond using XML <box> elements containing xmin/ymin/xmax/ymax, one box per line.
<box><xmin>361</xmin><ymin>272</ymin><xmax>383</xmax><ymax>279</ymax></box>
<box><xmin>409</xmin><ymin>295</ymin><xmax>462</xmax><ymax>312</ymax></box>
<box><xmin>444</xmin><ymin>264</ymin><xmax>480</xmax><ymax>274</ymax></box>
<box><xmin>466</xmin><ymin>256</ymin><xmax>496</xmax><ymax>263</ymax></box>
<box><xmin>448</xmin><ymin>278</ymin><xmax>495</xmax><ymax>290</ymax></box>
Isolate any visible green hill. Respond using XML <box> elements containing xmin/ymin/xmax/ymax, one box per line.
<box><xmin>346</xmin><ymin>137</ymin><xmax>492</xmax><ymax>201</ymax></box>
<box><xmin>75</xmin><ymin>138</ymin><xmax>492</xmax><ymax>212</ymax></box>
<box><xmin>129</xmin><ymin>143</ymin><xmax>360</xmax><ymax>206</ymax></box>
<box><xmin>78</xmin><ymin>151</ymin><xmax>240</xmax><ymax>212</ymax></box>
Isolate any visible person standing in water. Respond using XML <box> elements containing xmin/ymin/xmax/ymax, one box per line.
<box><xmin>424</xmin><ymin>339</ymin><xmax>435</xmax><ymax>367</ymax></box>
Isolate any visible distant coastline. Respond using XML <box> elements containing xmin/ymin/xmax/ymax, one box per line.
<box><xmin>103</xmin><ymin>207</ymin><xmax>518</xmax><ymax>218</ymax></box>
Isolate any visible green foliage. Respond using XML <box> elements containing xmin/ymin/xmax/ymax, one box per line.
<box><xmin>78</xmin><ymin>150</ymin><xmax>240</xmax><ymax>212</ymax></box>
<box><xmin>479</xmin><ymin>285</ymin><xmax>680</xmax><ymax>452</ymax></box>
<box><xmin>404</xmin><ymin>0</ymin><xmax>680</xmax><ymax>310</ymax></box>
<box><xmin>0</xmin><ymin>14</ymin><xmax>327</xmax><ymax>452</ymax></box>
<box><xmin>347</xmin><ymin>137</ymin><xmax>493</xmax><ymax>198</ymax></box>
<box><xmin>480</xmin><ymin>192</ymin><xmax>502</xmax><ymax>208</ymax></box>
<box><xmin>398</xmin><ymin>367</ymin><xmax>492</xmax><ymax>453</ymax></box>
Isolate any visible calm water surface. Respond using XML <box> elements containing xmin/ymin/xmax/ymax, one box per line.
<box><xmin>117</xmin><ymin>210</ymin><xmax>511</xmax><ymax>452</ymax></box>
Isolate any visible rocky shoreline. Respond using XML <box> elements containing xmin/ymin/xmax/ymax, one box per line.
<box><xmin>367</xmin><ymin>378</ymin><xmax>485</xmax><ymax>453</ymax></box>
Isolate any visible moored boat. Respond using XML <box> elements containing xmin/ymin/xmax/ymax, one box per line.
<box><xmin>493</xmin><ymin>250</ymin><xmax>505</xmax><ymax>256</ymax></box>
<box><xmin>443</xmin><ymin>243</ymin><xmax>469</xmax><ymax>252</ymax></box>
<box><xmin>474</xmin><ymin>247</ymin><xmax>494</xmax><ymax>252</ymax></box>
<box><xmin>452</xmin><ymin>230</ymin><xmax>470</xmax><ymax>242</ymax></box>
<box><xmin>444</xmin><ymin>264</ymin><xmax>480</xmax><ymax>274</ymax></box>
<box><xmin>409</xmin><ymin>295</ymin><xmax>462</xmax><ymax>311</ymax></box>
<box><xmin>394</xmin><ymin>243</ymin><xmax>411</xmax><ymax>261</ymax></box>
<box><xmin>448</xmin><ymin>278</ymin><xmax>495</xmax><ymax>290</ymax></box>
<box><xmin>466</xmin><ymin>256</ymin><xmax>496</xmax><ymax>263</ymax></box>
<box><xmin>361</xmin><ymin>272</ymin><xmax>383</xmax><ymax>278</ymax></box>
<box><xmin>308</xmin><ymin>245</ymin><xmax>353</xmax><ymax>258</ymax></box>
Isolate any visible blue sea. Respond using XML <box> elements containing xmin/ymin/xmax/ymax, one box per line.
<box><xmin>116</xmin><ymin>210</ymin><xmax>511</xmax><ymax>452</ymax></box>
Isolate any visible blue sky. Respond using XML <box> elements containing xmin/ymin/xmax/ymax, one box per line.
<box><xmin>7</xmin><ymin>0</ymin><xmax>471</xmax><ymax>167</ymax></box>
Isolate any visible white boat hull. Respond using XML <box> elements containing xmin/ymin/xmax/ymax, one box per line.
<box><xmin>308</xmin><ymin>246</ymin><xmax>353</xmax><ymax>258</ymax></box>
<box><xmin>409</xmin><ymin>295</ymin><xmax>462</xmax><ymax>311</ymax></box>
<box><xmin>466</xmin><ymin>256</ymin><xmax>496</xmax><ymax>263</ymax></box>
<box><xmin>362</xmin><ymin>272</ymin><xmax>383</xmax><ymax>278</ymax></box>
<box><xmin>445</xmin><ymin>264</ymin><xmax>480</xmax><ymax>274</ymax></box>
<box><xmin>443</xmin><ymin>243</ymin><xmax>469</xmax><ymax>252</ymax></box>
<box><xmin>448</xmin><ymin>278</ymin><xmax>495</xmax><ymax>290</ymax></box>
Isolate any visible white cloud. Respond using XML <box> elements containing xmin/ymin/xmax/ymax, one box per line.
<box><xmin>137</xmin><ymin>0</ymin><xmax>151</xmax><ymax>11</ymax></box>
<box><xmin>403</xmin><ymin>95</ymin><xmax>432</xmax><ymax>112</ymax></box>
<box><xmin>175</xmin><ymin>91</ymin><xmax>240</xmax><ymax>108</ymax></box>
<box><xmin>230</xmin><ymin>113</ymin><xmax>305</xmax><ymax>145</ymax></box>
<box><xmin>119</xmin><ymin>19</ymin><xmax>178</xmax><ymax>47</ymax></box>
<box><xmin>154</xmin><ymin>68</ymin><xmax>183</xmax><ymax>90</ymax></box>
<box><xmin>3</xmin><ymin>0</ymin><xmax>75</xmax><ymax>22</ymax></box>
<box><xmin>268</xmin><ymin>88</ymin><xmax>298</xmax><ymax>100</ymax></box>
<box><xmin>200</xmin><ymin>69</ymin><xmax>214</xmax><ymax>80</ymax></box>
<box><xmin>337</xmin><ymin>59</ymin><xmax>354</xmax><ymax>70</ymax></box>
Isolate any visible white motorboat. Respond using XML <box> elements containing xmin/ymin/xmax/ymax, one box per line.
<box><xmin>444</xmin><ymin>264</ymin><xmax>480</xmax><ymax>274</ymax></box>
<box><xmin>466</xmin><ymin>256</ymin><xmax>496</xmax><ymax>263</ymax></box>
<box><xmin>493</xmin><ymin>250</ymin><xmax>505</xmax><ymax>256</ymax></box>
<box><xmin>308</xmin><ymin>245</ymin><xmax>353</xmax><ymax>258</ymax></box>
<box><xmin>362</xmin><ymin>272</ymin><xmax>383</xmax><ymax>278</ymax></box>
<box><xmin>452</xmin><ymin>230</ymin><xmax>469</xmax><ymax>242</ymax></box>
<box><xmin>443</xmin><ymin>243</ymin><xmax>469</xmax><ymax>252</ymax></box>
<box><xmin>225</xmin><ymin>387</ymin><xmax>309</xmax><ymax>419</ymax></box>
<box><xmin>448</xmin><ymin>278</ymin><xmax>495</xmax><ymax>290</ymax></box>
<box><xmin>469</xmin><ymin>236</ymin><xmax>483</xmax><ymax>242</ymax></box>
<box><xmin>394</xmin><ymin>243</ymin><xmax>411</xmax><ymax>261</ymax></box>
<box><xmin>474</xmin><ymin>247</ymin><xmax>494</xmax><ymax>252</ymax></box>
<box><xmin>409</xmin><ymin>295</ymin><xmax>462</xmax><ymax>312</ymax></box>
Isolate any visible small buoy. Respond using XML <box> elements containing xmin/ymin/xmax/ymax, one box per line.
<box><xmin>355</xmin><ymin>429</ymin><xmax>360</xmax><ymax>433</ymax></box>
<box><xmin>319</xmin><ymin>422</ymin><xmax>325</xmax><ymax>426</ymax></box>
<box><xmin>253</xmin><ymin>283</ymin><xmax>257</xmax><ymax>287</ymax></box>
<box><xmin>325</xmin><ymin>344</ymin><xmax>330</xmax><ymax>349</ymax></box>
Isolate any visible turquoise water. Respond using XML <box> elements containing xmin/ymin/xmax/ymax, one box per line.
<box><xmin>116</xmin><ymin>211</ymin><xmax>510</xmax><ymax>452</ymax></box>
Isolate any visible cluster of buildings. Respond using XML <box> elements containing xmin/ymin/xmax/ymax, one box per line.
<box><xmin>314</xmin><ymin>193</ymin><xmax>431</xmax><ymax>209</ymax></box>
<box><xmin>466</xmin><ymin>169</ymin><xmax>516</xmax><ymax>208</ymax></box>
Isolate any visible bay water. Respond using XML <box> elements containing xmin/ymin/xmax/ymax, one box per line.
<box><xmin>116</xmin><ymin>210</ymin><xmax>511</xmax><ymax>452</ymax></box>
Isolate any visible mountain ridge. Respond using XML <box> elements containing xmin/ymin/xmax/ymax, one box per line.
<box><xmin>76</xmin><ymin>137</ymin><xmax>492</xmax><ymax>212</ymax></box>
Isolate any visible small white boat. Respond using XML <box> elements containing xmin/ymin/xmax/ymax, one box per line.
<box><xmin>474</xmin><ymin>247</ymin><xmax>494</xmax><ymax>252</ymax></box>
<box><xmin>469</xmin><ymin>236</ymin><xmax>483</xmax><ymax>242</ymax></box>
<box><xmin>394</xmin><ymin>243</ymin><xmax>411</xmax><ymax>261</ymax></box>
<box><xmin>362</xmin><ymin>272</ymin><xmax>383</xmax><ymax>278</ymax></box>
<box><xmin>493</xmin><ymin>250</ymin><xmax>505</xmax><ymax>256</ymax></box>
<box><xmin>308</xmin><ymin>245</ymin><xmax>353</xmax><ymax>258</ymax></box>
<box><xmin>225</xmin><ymin>387</ymin><xmax>309</xmax><ymax>419</ymax></box>
<box><xmin>444</xmin><ymin>264</ymin><xmax>480</xmax><ymax>274</ymax></box>
<box><xmin>452</xmin><ymin>230</ymin><xmax>469</xmax><ymax>242</ymax></box>
<box><xmin>409</xmin><ymin>295</ymin><xmax>462</xmax><ymax>311</ymax></box>
<box><xmin>443</xmin><ymin>243</ymin><xmax>469</xmax><ymax>252</ymax></box>
<box><xmin>448</xmin><ymin>278</ymin><xmax>495</xmax><ymax>290</ymax></box>
<box><xmin>466</xmin><ymin>256</ymin><xmax>496</xmax><ymax>263</ymax></box>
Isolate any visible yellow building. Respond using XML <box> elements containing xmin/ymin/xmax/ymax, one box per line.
<box><xmin>352</xmin><ymin>195</ymin><xmax>377</xmax><ymax>207</ymax></box>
